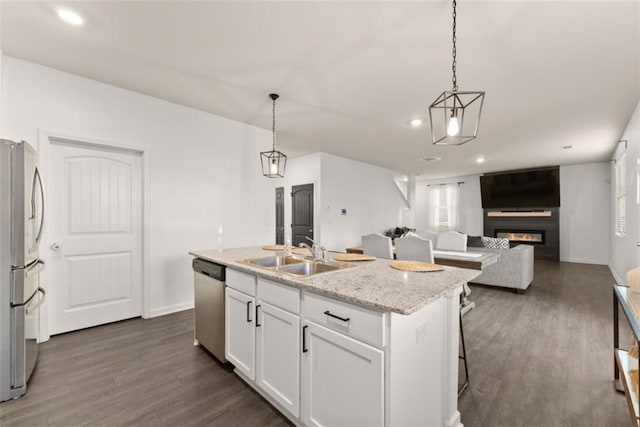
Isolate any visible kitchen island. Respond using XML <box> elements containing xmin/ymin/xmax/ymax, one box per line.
<box><xmin>190</xmin><ymin>246</ymin><xmax>481</xmax><ymax>427</ymax></box>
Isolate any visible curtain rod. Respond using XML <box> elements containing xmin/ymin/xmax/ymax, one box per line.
<box><xmin>427</xmin><ymin>181</ymin><xmax>465</xmax><ymax>187</ymax></box>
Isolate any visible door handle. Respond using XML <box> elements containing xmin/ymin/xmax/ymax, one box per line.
<box><xmin>50</xmin><ymin>242</ymin><xmax>61</xmax><ymax>251</ymax></box>
<box><xmin>255</xmin><ymin>304</ymin><xmax>261</xmax><ymax>327</ymax></box>
<box><xmin>309</xmin><ymin>229</ymin><xmax>313</xmax><ymax>233</ymax></box>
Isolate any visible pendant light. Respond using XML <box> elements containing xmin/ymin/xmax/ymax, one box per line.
<box><xmin>260</xmin><ymin>93</ymin><xmax>287</xmax><ymax>178</ymax></box>
<box><xmin>429</xmin><ymin>0</ymin><xmax>485</xmax><ymax>145</ymax></box>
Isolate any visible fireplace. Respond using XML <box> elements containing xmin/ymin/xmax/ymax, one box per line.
<box><xmin>495</xmin><ymin>229</ymin><xmax>545</xmax><ymax>245</ymax></box>
<box><xmin>484</xmin><ymin>207</ymin><xmax>559</xmax><ymax>261</ymax></box>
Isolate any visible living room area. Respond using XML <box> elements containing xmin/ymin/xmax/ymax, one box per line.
<box><xmin>411</xmin><ymin>101</ymin><xmax>640</xmax><ymax>425</ymax></box>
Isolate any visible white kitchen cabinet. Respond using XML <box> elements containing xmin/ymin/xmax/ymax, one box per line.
<box><xmin>301</xmin><ymin>320</ymin><xmax>384</xmax><ymax>427</ymax></box>
<box><xmin>256</xmin><ymin>301</ymin><xmax>300</xmax><ymax>417</ymax></box>
<box><xmin>225</xmin><ymin>287</ymin><xmax>255</xmax><ymax>380</ymax></box>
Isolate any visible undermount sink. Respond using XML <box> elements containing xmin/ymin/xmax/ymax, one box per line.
<box><xmin>239</xmin><ymin>255</ymin><xmax>354</xmax><ymax>277</ymax></box>
<box><xmin>241</xmin><ymin>255</ymin><xmax>305</xmax><ymax>268</ymax></box>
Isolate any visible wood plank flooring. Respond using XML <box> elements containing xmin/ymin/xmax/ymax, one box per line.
<box><xmin>0</xmin><ymin>260</ymin><xmax>631</xmax><ymax>426</ymax></box>
<box><xmin>459</xmin><ymin>260</ymin><xmax>629</xmax><ymax>427</ymax></box>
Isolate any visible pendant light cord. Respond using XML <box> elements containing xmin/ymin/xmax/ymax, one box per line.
<box><xmin>272</xmin><ymin>96</ymin><xmax>277</xmax><ymax>151</ymax></box>
<box><xmin>451</xmin><ymin>0</ymin><xmax>458</xmax><ymax>92</ymax></box>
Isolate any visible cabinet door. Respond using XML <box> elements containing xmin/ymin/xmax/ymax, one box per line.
<box><xmin>302</xmin><ymin>321</ymin><xmax>384</xmax><ymax>427</ymax></box>
<box><xmin>225</xmin><ymin>287</ymin><xmax>255</xmax><ymax>380</ymax></box>
<box><xmin>256</xmin><ymin>302</ymin><xmax>300</xmax><ymax>417</ymax></box>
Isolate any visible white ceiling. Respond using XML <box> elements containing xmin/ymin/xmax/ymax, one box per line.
<box><xmin>2</xmin><ymin>1</ymin><xmax>639</xmax><ymax>179</ymax></box>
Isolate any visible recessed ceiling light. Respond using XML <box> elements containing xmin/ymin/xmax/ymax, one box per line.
<box><xmin>409</xmin><ymin>118</ymin><xmax>424</xmax><ymax>128</ymax></box>
<box><xmin>476</xmin><ymin>156</ymin><xmax>485</xmax><ymax>164</ymax></box>
<box><xmin>420</xmin><ymin>156</ymin><xmax>442</xmax><ymax>162</ymax></box>
<box><xmin>562</xmin><ymin>145</ymin><xmax>573</xmax><ymax>150</ymax></box>
<box><xmin>57</xmin><ymin>8</ymin><xmax>84</xmax><ymax>26</ymax></box>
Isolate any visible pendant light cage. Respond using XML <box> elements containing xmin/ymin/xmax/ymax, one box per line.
<box><xmin>429</xmin><ymin>0</ymin><xmax>485</xmax><ymax>146</ymax></box>
<box><xmin>429</xmin><ymin>90</ymin><xmax>485</xmax><ymax>145</ymax></box>
<box><xmin>261</xmin><ymin>93</ymin><xmax>287</xmax><ymax>178</ymax></box>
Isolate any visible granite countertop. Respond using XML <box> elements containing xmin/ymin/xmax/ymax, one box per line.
<box><xmin>189</xmin><ymin>246</ymin><xmax>481</xmax><ymax>315</ymax></box>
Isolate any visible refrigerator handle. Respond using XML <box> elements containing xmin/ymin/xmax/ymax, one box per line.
<box><xmin>33</xmin><ymin>167</ymin><xmax>45</xmax><ymax>244</ymax></box>
<box><xmin>26</xmin><ymin>288</ymin><xmax>46</xmax><ymax>315</ymax></box>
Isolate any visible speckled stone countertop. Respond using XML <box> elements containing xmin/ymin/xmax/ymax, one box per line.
<box><xmin>189</xmin><ymin>246</ymin><xmax>481</xmax><ymax>315</ymax></box>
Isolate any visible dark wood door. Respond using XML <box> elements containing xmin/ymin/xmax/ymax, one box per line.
<box><xmin>275</xmin><ymin>187</ymin><xmax>284</xmax><ymax>245</ymax></box>
<box><xmin>291</xmin><ymin>184</ymin><xmax>314</xmax><ymax>246</ymax></box>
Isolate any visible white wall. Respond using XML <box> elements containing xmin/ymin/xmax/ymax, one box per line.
<box><xmin>560</xmin><ymin>162</ymin><xmax>610</xmax><ymax>264</ymax></box>
<box><xmin>610</xmin><ymin>99</ymin><xmax>640</xmax><ymax>284</ymax></box>
<box><xmin>415</xmin><ymin>174</ymin><xmax>483</xmax><ymax>236</ymax></box>
<box><xmin>415</xmin><ymin>165</ymin><xmax>611</xmax><ymax>264</ymax></box>
<box><xmin>273</xmin><ymin>152</ymin><xmax>411</xmax><ymax>252</ymax></box>
<box><xmin>319</xmin><ymin>153</ymin><xmax>411</xmax><ymax>251</ymax></box>
<box><xmin>0</xmin><ymin>56</ymin><xmax>275</xmax><ymax>329</ymax></box>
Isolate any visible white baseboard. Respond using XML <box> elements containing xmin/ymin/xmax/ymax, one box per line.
<box><xmin>559</xmin><ymin>257</ymin><xmax>608</xmax><ymax>265</ymax></box>
<box><xmin>609</xmin><ymin>264</ymin><xmax>625</xmax><ymax>286</ymax></box>
<box><xmin>146</xmin><ymin>301</ymin><xmax>194</xmax><ymax>319</ymax></box>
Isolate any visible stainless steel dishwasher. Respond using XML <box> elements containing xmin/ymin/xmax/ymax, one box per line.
<box><xmin>192</xmin><ymin>258</ymin><xmax>226</xmax><ymax>362</ymax></box>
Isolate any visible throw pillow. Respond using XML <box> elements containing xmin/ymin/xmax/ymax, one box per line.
<box><xmin>467</xmin><ymin>235</ymin><xmax>483</xmax><ymax>248</ymax></box>
<box><xmin>481</xmin><ymin>236</ymin><xmax>510</xmax><ymax>249</ymax></box>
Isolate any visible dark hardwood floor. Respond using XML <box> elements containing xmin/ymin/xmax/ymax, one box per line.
<box><xmin>459</xmin><ymin>260</ymin><xmax>629</xmax><ymax>427</ymax></box>
<box><xmin>0</xmin><ymin>260</ymin><xmax>630</xmax><ymax>426</ymax></box>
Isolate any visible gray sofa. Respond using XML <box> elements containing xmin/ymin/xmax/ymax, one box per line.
<box><xmin>469</xmin><ymin>244</ymin><xmax>534</xmax><ymax>293</ymax></box>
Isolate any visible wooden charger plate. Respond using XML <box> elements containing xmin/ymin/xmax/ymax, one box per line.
<box><xmin>333</xmin><ymin>253</ymin><xmax>376</xmax><ymax>262</ymax></box>
<box><xmin>292</xmin><ymin>247</ymin><xmax>312</xmax><ymax>255</ymax></box>
<box><xmin>262</xmin><ymin>244</ymin><xmax>285</xmax><ymax>251</ymax></box>
<box><xmin>390</xmin><ymin>260</ymin><xmax>444</xmax><ymax>272</ymax></box>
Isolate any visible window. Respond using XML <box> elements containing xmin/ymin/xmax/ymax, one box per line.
<box><xmin>615</xmin><ymin>153</ymin><xmax>627</xmax><ymax>236</ymax></box>
<box><xmin>428</xmin><ymin>183</ymin><xmax>460</xmax><ymax>230</ymax></box>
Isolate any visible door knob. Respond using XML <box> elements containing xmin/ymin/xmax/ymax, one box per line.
<box><xmin>50</xmin><ymin>242</ymin><xmax>61</xmax><ymax>251</ymax></box>
<box><xmin>309</xmin><ymin>229</ymin><xmax>313</xmax><ymax>232</ymax></box>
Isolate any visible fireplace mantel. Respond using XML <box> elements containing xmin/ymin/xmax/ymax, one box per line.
<box><xmin>486</xmin><ymin>211</ymin><xmax>552</xmax><ymax>218</ymax></box>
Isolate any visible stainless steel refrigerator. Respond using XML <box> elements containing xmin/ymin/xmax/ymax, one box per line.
<box><xmin>0</xmin><ymin>140</ymin><xmax>45</xmax><ymax>402</ymax></box>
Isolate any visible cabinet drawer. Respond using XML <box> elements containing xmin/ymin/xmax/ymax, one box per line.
<box><xmin>258</xmin><ymin>278</ymin><xmax>300</xmax><ymax>314</ymax></box>
<box><xmin>226</xmin><ymin>268</ymin><xmax>256</xmax><ymax>296</ymax></box>
<box><xmin>302</xmin><ymin>291</ymin><xmax>385</xmax><ymax>348</ymax></box>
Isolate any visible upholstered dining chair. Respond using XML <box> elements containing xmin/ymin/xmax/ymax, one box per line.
<box><xmin>436</xmin><ymin>231</ymin><xmax>468</xmax><ymax>252</ymax></box>
<box><xmin>395</xmin><ymin>235</ymin><xmax>434</xmax><ymax>263</ymax></box>
<box><xmin>361</xmin><ymin>233</ymin><xmax>393</xmax><ymax>259</ymax></box>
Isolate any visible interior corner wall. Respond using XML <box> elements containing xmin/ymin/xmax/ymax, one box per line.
<box><xmin>319</xmin><ymin>153</ymin><xmax>410</xmax><ymax>252</ymax></box>
<box><xmin>0</xmin><ymin>56</ymin><xmax>274</xmax><ymax>325</ymax></box>
<box><xmin>559</xmin><ymin>162</ymin><xmax>610</xmax><ymax>265</ymax></box>
<box><xmin>610</xmin><ymin>99</ymin><xmax>640</xmax><ymax>284</ymax></box>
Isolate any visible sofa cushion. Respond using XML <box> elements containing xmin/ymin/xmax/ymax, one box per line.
<box><xmin>467</xmin><ymin>235</ymin><xmax>484</xmax><ymax>248</ymax></box>
<box><xmin>482</xmin><ymin>236</ymin><xmax>510</xmax><ymax>249</ymax></box>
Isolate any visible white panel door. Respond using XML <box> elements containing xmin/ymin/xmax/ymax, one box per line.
<box><xmin>48</xmin><ymin>141</ymin><xmax>142</xmax><ymax>335</ymax></box>
<box><xmin>256</xmin><ymin>302</ymin><xmax>300</xmax><ymax>417</ymax></box>
<box><xmin>302</xmin><ymin>321</ymin><xmax>384</xmax><ymax>427</ymax></box>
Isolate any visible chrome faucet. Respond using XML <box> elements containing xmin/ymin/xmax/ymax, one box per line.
<box><xmin>299</xmin><ymin>237</ymin><xmax>326</xmax><ymax>262</ymax></box>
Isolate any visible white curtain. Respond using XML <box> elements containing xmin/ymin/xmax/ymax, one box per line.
<box><xmin>426</xmin><ymin>183</ymin><xmax>462</xmax><ymax>231</ymax></box>
<box><xmin>445</xmin><ymin>183</ymin><xmax>460</xmax><ymax>231</ymax></box>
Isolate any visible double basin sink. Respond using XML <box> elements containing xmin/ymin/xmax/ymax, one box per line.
<box><xmin>240</xmin><ymin>255</ymin><xmax>354</xmax><ymax>277</ymax></box>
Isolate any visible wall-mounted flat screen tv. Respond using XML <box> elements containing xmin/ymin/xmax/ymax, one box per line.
<box><xmin>480</xmin><ymin>167</ymin><xmax>560</xmax><ymax>208</ymax></box>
